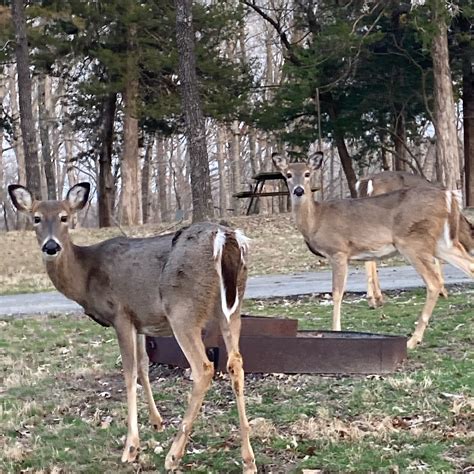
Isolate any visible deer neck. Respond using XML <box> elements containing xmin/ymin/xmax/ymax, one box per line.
<box><xmin>291</xmin><ymin>196</ymin><xmax>320</xmax><ymax>240</ymax></box>
<box><xmin>44</xmin><ymin>239</ymin><xmax>88</xmax><ymax>304</ymax></box>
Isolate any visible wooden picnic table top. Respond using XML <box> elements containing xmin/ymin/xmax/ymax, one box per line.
<box><xmin>251</xmin><ymin>171</ymin><xmax>285</xmax><ymax>180</ymax></box>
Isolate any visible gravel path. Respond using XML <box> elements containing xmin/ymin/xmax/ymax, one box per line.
<box><xmin>0</xmin><ymin>264</ymin><xmax>472</xmax><ymax>317</ymax></box>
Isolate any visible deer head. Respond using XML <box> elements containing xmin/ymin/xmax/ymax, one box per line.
<box><xmin>272</xmin><ymin>152</ymin><xmax>323</xmax><ymax>200</ymax></box>
<box><xmin>8</xmin><ymin>183</ymin><xmax>90</xmax><ymax>261</ymax></box>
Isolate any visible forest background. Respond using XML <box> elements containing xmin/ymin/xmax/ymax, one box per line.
<box><xmin>0</xmin><ymin>0</ymin><xmax>473</xmax><ymax>229</ymax></box>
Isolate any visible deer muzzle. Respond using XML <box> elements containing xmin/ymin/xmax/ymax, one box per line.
<box><xmin>42</xmin><ymin>239</ymin><xmax>62</xmax><ymax>257</ymax></box>
<box><xmin>293</xmin><ymin>186</ymin><xmax>304</xmax><ymax>197</ymax></box>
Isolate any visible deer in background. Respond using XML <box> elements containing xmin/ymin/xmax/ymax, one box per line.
<box><xmin>8</xmin><ymin>183</ymin><xmax>256</xmax><ymax>474</ymax></box>
<box><xmin>356</xmin><ymin>171</ymin><xmax>474</xmax><ymax>308</ymax></box>
<box><xmin>273</xmin><ymin>153</ymin><xmax>474</xmax><ymax>349</ymax></box>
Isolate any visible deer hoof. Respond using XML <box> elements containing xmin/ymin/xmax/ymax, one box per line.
<box><xmin>165</xmin><ymin>452</ymin><xmax>181</xmax><ymax>472</ymax></box>
<box><xmin>407</xmin><ymin>336</ymin><xmax>421</xmax><ymax>350</ymax></box>
<box><xmin>440</xmin><ymin>287</ymin><xmax>449</xmax><ymax>298</ymax></box>
<box><xmin>121</xmin><ymin>438</ymin><xmax>139</xmax><ymax>463</ymax></box>
<box><xmin>243</xmin><ymin>459</ymin><xmax>257</xmax><ymax>474</ymax></box>
<box><xmin>151</xmin><ymin>413</ymin><xmax>164</xmax><ymax>432</ymax></box>
<box><xmin>368</xmin><ymin>296</ymin><xmax>384</xmax><ymax>309</ymax></box>
<box><xmin>152</xmin><ymin>422</ymin><xmax>164</xmax><ymax>432</ymax></box>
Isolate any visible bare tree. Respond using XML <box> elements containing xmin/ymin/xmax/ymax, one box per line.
<box><xmin>119</xmin><ymin>22</ymin><xmax>140</xmax><ymax>226</ymax></box>
<box><xmin>175</xmin><ymin>0</ymin><xmax>214</xmax><ymax>222</ymax></box>
<box><xmin>463</xmin><ymin>42</ymin><xmax>474</xmax><ymax>206</ymax></box>
<box><xmin>141</xmin><ymin>136</ymin><xmax>153</xmax><ymax>224</ymax></box>
<box><xmin>431</xmin><ymin>6</ymin><xmax>460</xmax><ymax>190</ymax></box>
<box><xmin>216</xmin><ymin>124</ymin><xmax>228</xmax><ymax>217</ymax></box>
<box><xmin>155</xmin><ymin>134</ymin><xmax>169</xmax><ymax>222</ymax></box>
<box><xmin>98</xmin><ymin>93</ymin><xmax>117</xmax><ymax>227</ymax></box>
<box><xmin>11</xmin><ymin>0</ymin><xmax>42</xmax><ymax>199</ymax></box>
<box><xmin>37</xmin><ymin>74</ymin><xmax>56</xmax><ymax>199</ymax></box>
<box><xmin>0</xmin><ymin>68</ymin><xmax>9</xmax><ymax>230</ymax></box>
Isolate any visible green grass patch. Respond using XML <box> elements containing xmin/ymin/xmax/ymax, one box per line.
<box><xmin>1</xmin><ymin>287</ymin><xmax>473</xmax><ymax>472</ymax></box>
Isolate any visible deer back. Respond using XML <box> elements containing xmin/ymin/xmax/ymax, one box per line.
<box><xmin>356</xmin><ymin>171</ymin><xmax>436</xmax><ymax>197</ymax></box>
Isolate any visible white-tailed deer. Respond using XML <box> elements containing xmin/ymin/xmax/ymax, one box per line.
<box><xmin>272</xmin><ymin>153</ymin><xmax>474</xmax><ymax>349</ymax></box>
<box><xmin>8</xmin><ymin>183</ymin><xmax>256</xmax><ymax>473</ymax></box>
<box><xmin>356</xmin><ymin>171</ymin><xmax>474</xmax><ymax>308</ymax></box>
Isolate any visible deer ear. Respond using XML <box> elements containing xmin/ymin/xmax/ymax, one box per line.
<box><xmin>66</xmin><ymin>182</ymin><xmax>90</xmax><ymax>212</ymax></box>
<box><xmin>8</xmin><ymin>185</ymin><xmax>33</xmax><ymax>213</ymax></box>
<box><xmin>308</xmin><ymin>152</ymin><xmax>323</xmax><ymax>171</ymax></box>
<box><xmin>272</xmin><ymin>153</ymin><xmax>288</xmax><ymax>172</ymax></box>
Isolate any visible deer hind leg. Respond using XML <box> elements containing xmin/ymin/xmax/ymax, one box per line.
<box><xmin>398</xmin><ymin>247</ymin><xmax>443</xmax><ymax>350</ymax></box>
<box><xmin>365</xmin><ymin>261</ymin><xmax>384</xmax><ymax>308</ymax></box>
<box><xmin>330</xmin><ymin>253</ymin><xmax>348</xmax><ymax>331</ymax></box>
<box><xmin>115</xmin><ymin>317</ymin><xmax>140</xmax><ymax>462</ymax></box>
<box><xmin>434</xmin><ymin>258</ymin><xmax>448</xmax><ymax>298</ymax></box>
<box><xmin>220</xmin><ymin>314</ymin><xmax>256</xmax><ymax>474</ymax></box>
<box><xmin>136</xmin><ymin>334</ymin><xmax>163</xmax><ymax>431</ymax></box>
<box><xmin>165</xmin><ymin>323</ymin><xmax>214</xmax><ymax>472</ymax></box>
<box><xmin>436</xmin><ymin>241</ymin><xmax>474</xmax><ymax>278</ymax></box>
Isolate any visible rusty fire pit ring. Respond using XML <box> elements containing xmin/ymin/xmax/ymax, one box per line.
<box><xmin>146</xmin><ymin>315</ymin><xmax>407</xmax><ymax>375</ymax></box>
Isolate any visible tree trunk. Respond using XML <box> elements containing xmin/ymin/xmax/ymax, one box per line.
<box><xmin>0</xmin><ymin>70</ymin><xmax>9</xmax><ymax>231</ymax></box>
<box><xmin>216</xmin><ymin>124</ymin><xmax>228</xmax><ymax>217</ymax></box>
<box><xmin>155</xmin><ymin>135</ymin><xmax>168</xmax><ymax>222</ymax></box>
<box><xmin>327</xmin><ymin>98</ymin><xmax>357</xmax><ymax>197</ymax></box>
<box><xmin>463</xmin><ymin>45</ymin><xmax>474</xmax><ymax>206</ymax></box>
<box><xmin>119</xmin><ymin>23</ymin><xmax>140</xmax><ymax>226</ymax></box>
<box><xmin>11</xmin><ymin>0</ymin><xmax>42</xmax><ymax>199</ymax></box>
<box><xmin>175</xmin><ymin>0</ymin><xmax>214</xmax><ymax>222</ymax></box>
<box><xmin>142</xmin><ymin>137</ymin><xmax>153</xmax><ymax>224</ymax></box>
<box><xmin>248</xmin><ymin>127</ymin><xmax>258</xmax><ymax>177</ymax></box>
<box><xmin>8</xmin><ymin>66</ymin><xmax>26</xmax><ymax>185</ymax></box>
<box><xmin>229</xmin><ymin>120</ymin><xmax>241</xmax><ymax>213</ymax></box>
<box><xmin>393</xmin><ymin>110</ymin><xmax>406</xmax><ymax>171</ymax></box>
<box><xmin>431</xmin><ymin>10</ymin><xmax>460</xmax><ymax>190</ymax></box>
<box><xmin>98</xmin><ymin>93</ymin><xmax>117</xmax><ymax>227</ymax></box>
<box><xmin>37</xmin><ymin>74</ymin><xmax>56</xmax><ymax>199</ymax></box>
<box><xmin>63</xmin><ymin>119</ymin><xmax>77</xmax><ymax>188</ymax></box>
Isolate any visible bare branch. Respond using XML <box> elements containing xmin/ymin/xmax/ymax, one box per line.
<box><xmin>241</xmin><ymin>0</ymin><xmax>302</xmax><ymax>66</ymax></box>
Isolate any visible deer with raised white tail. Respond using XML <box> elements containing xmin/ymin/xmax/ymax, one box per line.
<box><xmin>356</xmin><ymin>171</ymin><xmax>474</xmax><ymax>308</ymax></box>
<box><xmin>8</xmin><ymin>183</ymin><xmax>256</xmax><ymax>474</ymax></box>
<box><xmin>272</xmin><ymin>153</ymin><xmax>474</xmax><ymax>349</ymax></box>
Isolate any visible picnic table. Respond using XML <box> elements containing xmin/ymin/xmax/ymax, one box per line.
<box><xmin>233</xmin><ymin>171</ymin><xmax>319</xmax><ymax>215</ymax></box>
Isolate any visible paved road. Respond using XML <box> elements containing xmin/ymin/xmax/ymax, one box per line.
<box><xmin>0</xmin><ymin>265</ymin><xmax>472</xmax><ymax>317</ymax></box>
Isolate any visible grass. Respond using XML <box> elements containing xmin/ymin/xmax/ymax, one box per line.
<box><xmin>1</xmin><ymin>287</ymin><xmax>473</xmax><ymax>473</ymax></box>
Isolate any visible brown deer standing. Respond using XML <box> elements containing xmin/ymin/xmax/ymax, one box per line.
<box><xmin>272</xmin><ymin>153</ymin><xmax>474</xmax><ymax>349</ymax></box>
<box><xmin>8</xmin><ymin>183</ymin><xmax>256</xmax><ymax>473</ymax></box>
<box><xmin>356</xmin><ymin>171</ymin><xmax>474</xmax><ymax>308</ymax></box>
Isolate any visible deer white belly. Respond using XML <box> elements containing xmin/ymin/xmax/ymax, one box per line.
<box><xmin>351</xmin><ymin>244</ymin><xmax>398</xmax><ymax>261</ymax></box>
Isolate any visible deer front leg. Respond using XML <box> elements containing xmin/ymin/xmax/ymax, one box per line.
<box><xmin>136</xmin><ymin>334</ymin><xmax>163</xmax><ymax>431</ymax></box>
<box><xmin>115</xmin><ymin>317</ymin><xmax>140</xmax><ymax>462</ymax></box>
<box><xmin>331</xmin><ymin>253</ymin><xmax>348</xmax><ymax>331</ymax></box>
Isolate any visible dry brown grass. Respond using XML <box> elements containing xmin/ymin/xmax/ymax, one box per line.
<box><xmin>0</xmin><ymin>214</ymin><xmax>329</xmax><ymax>294</ymax></box>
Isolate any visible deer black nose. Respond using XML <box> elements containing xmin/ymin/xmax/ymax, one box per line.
<box><xmin>42</xmin><ymin>239</ymin><xmax>62</xmax><ymax>255</ymax></box>
<box><xmin>293</xmin><ymin>186</ymin><xmax>304</xmax><ymax>197</ymax></box>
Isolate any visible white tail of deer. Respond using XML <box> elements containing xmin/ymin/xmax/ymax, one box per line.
<box><xmin>273</xmin><ymin>153</ymin><xmax>474</xmax><ymax>349</ymax></box>
<box><xmin>8</xmin><ymin>183</ymin><xmax>257</xmax><ymax>473</ymax></box>
<box><xmin>356</xmin><ymin>171</ymin><xmax>474</xmax><ymax>308</ymax></box>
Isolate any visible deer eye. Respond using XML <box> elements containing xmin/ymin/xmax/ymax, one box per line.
<box><xmin>34</xmin><ymin>216</ymin><xmax>41</xmax><ymax>224</ymax></box>
<box><xmin>305</xmin><ymin>172</ymin><xmax>311</xmax><ymax>178</ymax></box>
<box><xmin>286</xmin><ymin>173</ymin><xmax>292</xmax><ymax>179</ymax></box>
<box><xmin>60</xmin><ymin>215</ymin><xmax>68</xmax><ymax>223</ymax></box>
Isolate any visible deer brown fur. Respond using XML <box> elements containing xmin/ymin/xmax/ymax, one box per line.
<box><xmin>8</xmin><ymin>183</ymin><xmax>256</xmax><ymax>473</ymax></box>
<box><xmin>356</xmin><ymin>171</ymin><xmax>474</xmax><ymax>308</ymax></box>
<box><xmin>273</xmin><ymin>153</ymin><xmax>474</xmax><ymax>349</ymax></box>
